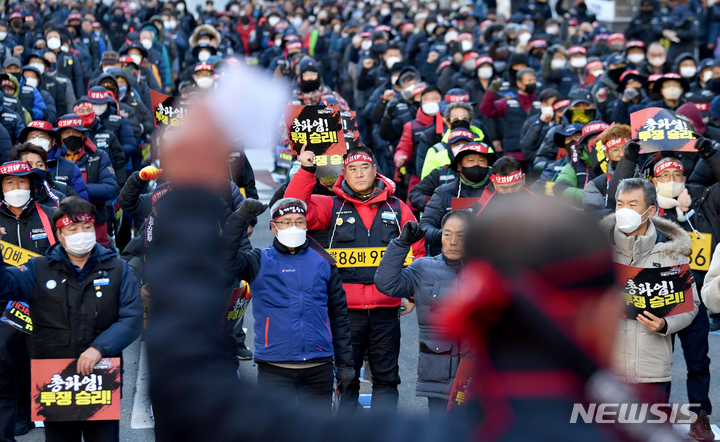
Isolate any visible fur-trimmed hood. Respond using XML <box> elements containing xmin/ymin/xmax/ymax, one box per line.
<box><xmin>601</xmin><ymin>213</ymin><xmax>692</xmax><ymax>258</ymax></box>
<box><xmin>189</xmin><ymin>24</ymin><xmax>221</xmax><ymax>48</ymax></box>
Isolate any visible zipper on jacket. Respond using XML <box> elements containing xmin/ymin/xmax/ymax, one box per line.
<box><xmin>16</xmin><ymin>222</ymin><xmax>21</xmax><ymax>248</ymax></box>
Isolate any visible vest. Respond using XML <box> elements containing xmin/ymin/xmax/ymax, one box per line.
<box><xmin>328</xmin><ymin>196</ymin><xmax>402</xmax><ymax>285</ymax></box>
<box><xmin>31</xmin><ymin>255</ymin><xmax>123</xmax><ymax>359</ymax></box>
<box><xmin>503</xmin><ymin>96</ymin><xmax>541</xmax><ymax>155</ymax></box>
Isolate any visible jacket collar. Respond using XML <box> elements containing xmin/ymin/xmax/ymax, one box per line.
<box><xmin>272</xmin><ymin>237</ymin><xmax>310</xmax><ymax>255</ymax></box>
<box><xmin>334</xmin><ymin>172</ymin><xmax>396</xmax><ymax>205</ymax></box>
<box><xmin>602</xmin><ymin>214</ymin><xmax>693</xmax><ymax>260</ymax></box>
<box><xmin>46</xmin><ymin>242</ymin><xmax>117</xmax><ymax>264</ymax></box>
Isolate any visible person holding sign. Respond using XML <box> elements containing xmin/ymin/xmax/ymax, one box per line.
<box><xmin>285</xmin><ymin>144</ymin><xmax>425</xmax><ymax>413</ymax></box>
<box><xmin>0</xmin><ymin>196</ymin><xmax>142</xmax><ymax>441</ymax></box>
<box><xmin>604</xmin><ymin>178</ymin><xmax>699</xmax><ymax>406</ymax></box>
<box><xmin>0</xmin><ymin>160</ymin><xmax>56</xmax><ymax>439</ymax></box>
<box><xmin>222</xmin><ymin>198</ymin><xmax>354</xmax><ymax>411</ymax></box>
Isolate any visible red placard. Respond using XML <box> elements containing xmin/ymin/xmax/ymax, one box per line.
<box><xmin>617</xmin><ymin>263</ymin><xmax>695</xmax><ymax>319</ymax></box>
<box><xmin>284</xmin><ymin>105</ymin><xmax>346</xmax><ymax>156</ymax></box>
<box><xmin>451</xmin><ymin>198</ymin><xmax>479</xmax><ymax>211</ymax></box>
<box><xmin>32</xmin><ymin>358</ymin><xmax>121</xmax><ymax>421</ymax></box>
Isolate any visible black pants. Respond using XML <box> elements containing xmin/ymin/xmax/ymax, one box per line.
<box><xmin>0</xmin><ymin>326</ymin><xmax>30</xmax><ymax>441</ymax></box>
<box><xmin>427</xmin><ymin>397</ymin><xmax>447</xmax><ymax>416</ymax></box>
<box><xmin>340</xmin><ymin>307</ymin><xmax>401</xmax><ymax>413</ymax></box>
<box><xmin>44</xmin><ymin>420</ymin><xmax>119</xmax><ymax>442</ymax></box>
<box><xmin>675</xmin><ymin>301</ymin><xmax>712</xmax><ymax>415</ymax></box>
<box><xmin>256</xmin><ymin>362</ymin><xmax>334</xmax><ymax>413</ymax></box>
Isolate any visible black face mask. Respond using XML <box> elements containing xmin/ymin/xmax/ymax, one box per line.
<box><xmin>524</xmin><ymin>83</ymin><xmax>537</xmax><ymax>94</ymax></box>
<box><xmin>461</xmin><ymin>164</ymin><xmax>489</xmax><ymax>183</ymax></box>
<box><xmin>450</xmin><ymin>119</ymin><xmax>471</xmax><ymax>129</ymax></box>
<box><xmin>647</xmin><ymin>88</ymin><xmax>663</xmax><ymax>101</ymax></box>
<box><xmin>63</xmin><ymin>135</ymin><xmax>83</xmax><ymax>151</ymax></box>
<box><xmin>607</xmin><ymin>67</ymin><xmax>625</xmax><ymax>84</ymax></box>
<box><xmin>532</xmin><ymin>51</ymin><xmax>543</xmax><ymax>61</ymax></box>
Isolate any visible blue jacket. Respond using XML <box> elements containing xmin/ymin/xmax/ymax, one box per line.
<box><xmin>0</xmin><ymin>243</ymin><xmax>143</xmax><ymax>358</ymax></box>
<box><xmin>70</xmin><ymin>142</ymin><xmax>119</xmax><ymax>205</ymax></box>
<box><xmin>46</xmin><ymin>145</ymin><xmax>89</xmax><ymax>200</ymax></box>
<box><xmin>18</xmin><ymin>80</ymin><xmax>48</xmax><ymax>121</ymax></box>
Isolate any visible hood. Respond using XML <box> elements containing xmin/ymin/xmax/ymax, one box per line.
<box><xmin>5</xmin><ymin>74</ymin><xmax>20</xmax><ymax>98</ymax></box>
<box><xmin>189</xmin><ymin>24</ymin><xmax>221</xmax><ymax>48</ymax></box>
<box><xmin>333</xmin><ymin>172</ymin><xmax>396</xmax><ymax>205</ymax></box>
<box><xmin>677</xmin><ymin>102</ymin><xmax>706</xmax><ymax>135</ymax></box>
<box><xmin>673</xmin><ymin>52</ymin><xmax>696</xmax><ymax>72</ymax></box>
<box><xmin>600</xmin><ymin>214</ymin><xmax>692</xmax><ymax>258</ymax></box>
<box><xmin>91</xmin><ymin>72</ymin><xmax>118</xmax><ymax>90</ymax></box>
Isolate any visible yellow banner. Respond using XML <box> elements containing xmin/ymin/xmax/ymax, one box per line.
<box><xmin>0</xmin><ymin>240</ymin><xmax>40</xmax><ymax>266</ymax></box>
<box><xmin>327</xmin><ymin>247</ymin><xmax>413</xmax><ymax>268</ymax></box>
<box><xmin>687</xmin><ymin>232</ymin><xmax>712</xmax><ymax>272</ymax></box>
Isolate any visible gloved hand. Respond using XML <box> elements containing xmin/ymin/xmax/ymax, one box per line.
<box><xmin>695</xmin><ymin>135</ymin><xmax>716</xmax><ymax>160</ymax></box>
<box><xmin>336</xmin><ymin>366</ymin><xmax>356</xmax><ymax>394</ymax></box>
<box><xmin>624</xmin><ymin>140</ymin><xmax>641</xmax><ymax>163</ymax></box>
<box><xmin>397</xmin><ymin>221</ymin><xmax>426</xmax><ymax>246</ymax></box>
<box><xmin>236</xmin><ymin>199</ymin><xmax>267</xmax><ymax>220</ymax></box>
<box><xmin>139</xmin><ymin>166</ymin><xmax>163</xmax><ymax>181</ymax></box>
<box><xmin>622</xmin><ymin>88</ymin><xmax>639</xmax><ymax>103</ymax></box>
<box><xmin>488</xmin><ymin>79</ymin><xmax>503</xmax><ymax>93</ymax></box>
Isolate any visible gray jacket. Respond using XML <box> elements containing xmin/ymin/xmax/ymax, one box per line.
<box><xmin>374</xmin><ymin>238</ymin><xmax>464</xmax><ymax>400</ymax></box>
<box><xmin>602</xmin><ymin>215</ymin><xmax>698</xmax><ymax>383</ymax></box>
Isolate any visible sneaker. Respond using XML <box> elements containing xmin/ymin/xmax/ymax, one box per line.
<box><xmin>237</xmin><ymin>345</ymin><xmax>253</xmax><ymax>361</ymax></box>
<box><xmin>15</xmin><ymin>417</ymin><xmax>35</xmax><ymax>436</ymax></box>
<box><xmin>689</xmin><ymin>410</ymin><xmax>714</xmax><ymax>442</ymax></box>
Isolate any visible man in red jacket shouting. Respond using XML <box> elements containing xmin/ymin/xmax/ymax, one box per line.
<box><xmin>285</xmin><ymin>144</ymin><xmax>425</xmax><ymax>413</ymax></box>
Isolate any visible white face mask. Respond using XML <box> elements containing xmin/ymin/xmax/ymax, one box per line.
<box><xmin>460</xmin><ymin>40</ymin><xmax>473</xmax><ymax>52</ymax></box>
<box><xmin>551</xmin><ymin>59</ymin><xmax>566</xmax><ymax>70</ymax></box>
<box><xmin>47</xmin><ymin>37</ymin><xmax>61</xmax><ymax>50</ymax></box>
<box><xmin>3</xmin><ymin>188</ymin><xmax>31</xmax><ymax>208</ymax></box>
<box><xmin>268</xmin><ymin>16</ymin><xmax>280</xmax><ymax>27</ymax></box>
<box><xmin>130</xmin><ymin>54</ymin><xmax>143</xmax><ymax>65</ymax></box>
<box><xmin>141</xmin><ymin>39</ymin><xmax>153</xmax><ymax>50</ymax></box>
<box><xmin>60</xmin><ymin>45</ymin><xmax>69</xmax><ymax>53</ymax></box>
<box><xmin>196</xmin><ymin>77</ymin><xmax>213</xmax><ymax>89</ymax></box>
<box><xmin>451</xmin><ymin>145</ymin><xmax>462</xmax><ymax>156</ymax></box>
<box><xmin>657</xmin><ymin>180</ymin><xmax>685</xmax><ymax>198</ymax></box>
<box><xmin>275</xmin><ymin>225</ymin><xmax>306</xmax><ymax>248</ymax></box>
<box><xmin>177</xmin><ymin>2</ymin><xmax>185</xmax><ymax>11</ymax></box>
<box><xmin>426</xmin><ymin>23</ymin><xmax>436</xmax><ymax>34</ymax></box>
<box><xmin>545</xmin><ymin>26</ymin><xmax>558</xmax><ymax>35</ymax></box>
<box><xmin>0</xmin><ymin>32</ymin><xmax>7</xmax><ymax>42</ymax></box>
<box><xmin>541</xmin><ymin>106</ymin><xmax>554</xmax><ymax>118</ymax></box>
<box><xmin>627</xmin><ymin>53</ymin><xmax>645</xmax><ymax>65</ymax></box>
<box><xmin>62</xmin><ymin>231</ymin><xmax>96</xmax><ymax>256</ymax></box>
<box><xmin>93</xmin><ymin>103</ymin><xmax>108</xmax><ymax>116</ymax></box>
<box><xmin>662</xmin><ymin>85</ymin><xmax>683</xmax><ymax>101</ymax></box>
<box><xmin>422</xmin><ymin>101</ymin><xmax>439</xmax><ymax>115</ymax></box>
<box><xmin>702</xmin><ymin>70</ymin><xmax>713</xmax><ymax>83</ymax></box>
<box><xmin>29</xmin><ymin>62</ymin><xmax>45</xmax><ymax>74</ymax></box>
<box><xmin>380</xmin><ymin>7</ymin><xmax>391</xmax><ymax>15</ymax></box>
<box><xmin>24</xmin><ymin>77</ymin><xmax>38</xmax><ymax>88</ymax></box>
<box><xmin>462</xmin><ymin>59</ymin><xmax>476</xmax><ymax>70</ymax></box>
<box><xmin>569</xmin><ymin>56</ymin><xmax>587</xmax><ymax>68</ymax></box>
<box><xmin>386</xmin><ymin>56</ymin><xmax>400</xmax><ymax>69</ymax></box>
<box><xmin>291</xmin><ymin>17</ymin><xmax>303</xmax><ymax>28</ymax></box>
<box><xmin>478</xmin><ymin>67</ymin><xmax>493</xmax><ymax>79</ymax></box>
<box><xmin>590</xmin><ymin>69</ymin><xmax>604</xmax><ymax>78</ymax></box>
<box><xmin>518</xmin><ymin>33</ymin><xmax>531</xmax><ymax>44</ymax></box>
<box><xmin>164</xmin><ymin>20</ymin><xmax>176</xmax><ymax>30</ymax></box>
<box><xmin>361</xmin><ymin>40</ymin><xmax>372</xmax><ymax>51</ymax></box>
<box><xmin>680</xmin><ymin>66</ymin><xmax>697</xmax><ymax>78</ymax></box>
<box><xmin>274</xmin><ymin>37</ymin><xmax>282</xmax><ymax>47</ymax></box>
<box><xmin>444</xmin><ymin>30</ymin><xmax>458</xmax><ymax>43</ymax></box>
<box><xmin>648</xmin><ymin>56</ymin><xmax>666</xmax><ymax>67</ymax></box>
<box><xmin>391</xmin><ymin>75</ymin><xmax>399</xmax><ymax>85</ymax></box>
<box><xmin>615</xmin><ymin>207</ymin><xmax>651</xmax><ymax>234</ymax></box>
<box><xmin>31</xmin><ymin>137</ymin><xmax>51</xmax><ymax>151</ymax></box>
<box><xmin>198</xmin><ymin>50</ymin><xmax>211</xmax><ymax>62</ymax></box>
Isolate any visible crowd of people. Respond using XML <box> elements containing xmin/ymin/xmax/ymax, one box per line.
<box><xmin>1</xmin><ymin>0</ymin><xmax>720</xmax><ymax>440</ymax></box>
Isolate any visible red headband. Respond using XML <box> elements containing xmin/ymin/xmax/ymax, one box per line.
<box><xmin>586</xmin><ymin>60</ymin><xmax>603</xmax><ymax>71</ymax></box>
<box><xmin>88</xmin><ymin>90</ymin><xmax>108</xmax><ymax>100</ymax></box>
<box><xmin>57</xmin><ymin>118</ymin><xmax>83</xmax><ymax>128</ymax></box>
<box><xmin>654</xmin><ymin>160</ymin><xmax>685</xmax><ymax>176</ymax></box>
<box><xmin>0</xmin><ymin>162</ymin><xmax>31</xmax><ymax>175</ymax></box>
<box><xmin>605</xmin><ymin>138</ymin><xmax>629</xmax><ymax>150</ymax></box>
<box><xmin>695</xmin><ymin>102</ymin><xmax>710</xmax><ymax>112</ymax></box>
<box><xmin>490</xmin><ymin>170</ymin><xmax>524</xmax><ymax>185</ymax></box>
<box><xmin>568</xmin><ymin>46</ymin><xmax>586</xmax><ymax>55</ymax></box>
<box><xmin>55</xmin><ymin>213</ymin><xmax>95</xmax><ymax>228</ymax></box>
<box><xmin>445</xmin><ymin>92</ymin><xmax>469</xmax><ymax>102</ymax></box>
<box><xmin>582</xmin><ymin>122</ymin><xmax>609</xmax><ymax>137</ymax></box>
<box><xmin>344</xmin><ymin>153</ymin><xmax>374</xmax><ymax>167</ymax></box>
<box><xmin>73</xmin><ymin>102</ymin><xmax>93</xmax><ymax>112</ymax></box>
<box><xmin>552</xmin><ymin>99</ymin><xmax>570</xmax><ymax>111</ymax></box>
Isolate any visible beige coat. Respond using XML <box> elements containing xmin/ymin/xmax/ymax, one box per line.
<box><xmin>701</xmin><ymin>245</ymin><xmax>720</xmax><ymax>313</ymax></box>
<box><xmin>602</xmin><ymin>215</ymin><xmax>699</xmax><ymax>383</ymax></box>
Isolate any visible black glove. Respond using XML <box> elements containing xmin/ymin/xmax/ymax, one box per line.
<box><xmin>336</xmin><ymin>366</ymin><xmax>355</xmax><ymax>394</ymax></box>
<box><xmin>624</xmin><ymin>140</ymin><xmax>641</xmax><ymax>164</ymax></box>
<box><xmin>397</xmin><ymin>221</ymin><xmax>426</xmax><ymax>246</ymax></box>
<box><xmin>695</xmin><ymin>135</ymin><xmax>716</xmax><ymax>160</ymax></box>
<box><xmin>236</xmin><ymin>199</ymin><xmax>267</xmax><ymax>220</ymax></box>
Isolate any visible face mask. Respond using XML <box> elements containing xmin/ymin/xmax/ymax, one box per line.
<box><xmin>47</xmin><ymin>37</ymin><xmax>61</xmax><ymax>50</ymax></box>
<box><xmin>164</xmin><ymin>20</ymin><xmax>176</xmax><ymax>30</ymax></box>
<box><xmin>450</xmin><ymin>119</ymin><xmax>470</xmax><ymax>130</ymax></box>
<box><xmin>460</xmin><ymin>40</ymin><xmax>473</xmax><ymax>52</ymax></box>
<box><xmin>361</xmin><ymin>40</ymin><xmax>372</xmax><ymax>51</ymax></box>
<box><xmin>29</xmin><ymin>63</ymin><xmax>45</xmax><ymax>74</ymax></box>
<box><xmin>198</xmin><ymin>50</ymin><xmax>211</xmax><ymax>62</ymax></box>
<box><xmin>24</xmin><ymin>77</ymin><xmax>38</xmax><ymax>88</ymax></box>
<box><xmin>571</xmin><ymin>109</ymin><xmax>594</xmax><ymax>124</ymax></box>
<box><xmin>380</xmin><ymin>7</ymin><xmax>390</xmax><ymax>15</ymax></box>
<box><xmin>268</xmin><ymin>16</ymin><xmax>280</xmax><ymax>27</ymax></box>
<box><xmin>627</xmin><ymin>53</ymin><xmax>645</xmax><ymax>65</ymax></box>
<box><xmin>400</xmin><ymin>84</ymin><xmax>416</xmax><ymax>100</ymax></box>
<box><xmin>615</xmin><ymin>207</ymin><xmax>651</xmax><ymax>234</ymax></box>
<box><xmin>60</xmin><ymin>45</ymin><xmax>69</xmax><ymax>53</ymax></box>
<box><xmin>444</xmin><ymin>30</ymin><xmax>458</xmax><ymax>43</ymax></box>
<box><xmin>31</xmin><ymin>137</ymin><xmax>51</xmax><ymax>151</ymax></box>
<box><xmin>648</xmin><ymin>56</ymin><xmax>666</xmax><ymax>67</ymax></box>
<box><xmin>569</xmin><ymin>56</ymin><xmax>587</xmax><ymax>68</ymax></box>
<box><xmin>0</xmin><ymin>32</ymin><xmax>7</xmax><ymax>41</ymax></box>
<box><xmin>545</xmin><ymin>26</ymin><xmax>558</xmax><ymax>35</ymax></box>
<box><xmin>231</xmin><ymin>5</ymin><xmax>240</xmax><ymax>13</ymax></box>
<box><xmin>386</xmin><ymin>56</ymin><xmax>400</xmax><ymax>69</ymax></box>
<box><xmin>590</xmin><ymin>69</ymin><xmax>604</xmax><ymax>78</ymax></box>
<box><xmin>461</xmin><ymin>164</ymin><xmax>489</xmax><ymax>183</ymax></box>
<box><xmin>300</xmin><ymin>78</ymin><xmax>321</xmax><ymax>92</ymax></box>
<box><xmin>523</xmin><ymin>83</ymin><xmax>536</xmax><ymax>94</ymax></box>
<box><xmin>79</xmin><ymin>110</ymin><xmax>95</xmax><ymax>127</ymax></box>
<box><xmin>177</xmin><ymin>2</ymin><xmax>185</xmax><ymax>11</ymax></box>
<box><xmin>657</xmin><ymin>180</ymin><xmax>685</xmax><ymax>198</ymax></box>
<box><xmin>274</xmin><ymin>37</ymin><xmax>282</xmax><ymax>47</ymax></box>
<box><xmin>130</xmin><ymin>54</ymin><xmax>142</xmax><ymax>65</ymax></box>
<box><xmin>62</xmin><ymin>231</ymin><xmax>96</xmax><ymax>256</ymax></box>
<box><xmin>196</xmin><ymin>76</ymin><xmax>213</xmax><ymax>89</ymax></box>
<box><xmin>291</xmin><ymin>17</ymin><xmax>303</xmax><ymax>28</ymax></box>
<box><xmin>541</xmin><ymin>106</ymin><xmax>554</xmax><ymax>118</ymax></box>
<box><xmin>64</xmin><ymin>135</ymin><xmax>84</xmax><ymax>151</ymax></box>
<box><xmin>518</xmin><ymin>33</ymin><xmax>531</xmax><ymax>44</ymax></box>
<box><xmin>391</xmin><ymin>75</ymin><xmax>399</xmax><ymax>85</ymax></box>
<box><xmin>141</xmin><ymin>39</ymin><xmax>153</xmax><ymax>50</ymax></box>
<box><xmin>426</xmin><ymin>23</ymin><xmax>436</xmax><ymax>34</ymax></box>
<box><xmin>422</xmin><ymin>101</ymin><xmax>438</xmax><ymax>115</ymax></box>
<box><xmin>551</xmin><ymin>59</ymin><xmax>566</xmax><ymax>70</ymax></box>
<box><xmin>702</xmin><ymin>71</ymin><xmax>713</xmax><ymax>83</ymax></box>
<box><xmin>680</xmin><ymin>66</ymin><xmax>697</xmax><ymax>78</ymax></box>
<box><xmin>478</xmin><ymin>67</ymin><xmax>493</xmax><ymax>79</ymax></box>
<box><xmin>3</xmin><ymin>188</ymin><xmax>31</xmax><ymax>207</ymax></box>
<box><xmin>662</xmin><ymin>85</ymin><xmax>683</xmax><ymax>101</ymax></box>
<box><xmin>275</xmin><ymin>225</ymin><xmax>306</xmax><ymax>248</ymax></box>
<box><xmin>92</xmin><ymin>103</ymin><xmax>108</xmax><ymax>116</ymax></box>
<box><xmin>462</xmin><ymin>59</ymin><xmax>476</xmax><ymax>70</ymax></box>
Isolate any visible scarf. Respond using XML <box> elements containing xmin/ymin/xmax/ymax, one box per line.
<box><xmin>657</xmin><ymin>188</ymin><xmax>692</xmax><ymax>221</ymax></box>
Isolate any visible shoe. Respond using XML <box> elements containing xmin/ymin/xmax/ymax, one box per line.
<box><xmin>15</xmin><ymin>417</ymin><xmax>35</xmax><ymax>436</ymax></box>
<box><xmin>237</xmin><ymin>345</ymin><xmax>253</xmax><ymax>361</ymax></box>
<box><xmin>709</xmin><ymin>315</ymin><xmax>720</xmax><ymax>332</ymax></box>
<box><xmin>689</xmin><ymin>410</ymin><xmax>714</xmax><ymax>441</ymax></box>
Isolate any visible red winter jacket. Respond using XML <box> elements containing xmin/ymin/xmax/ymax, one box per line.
<box><xmin>285</xmin><ymin>167</ymin><xmax>426</xmax><ymax>309</ymax></box>
<box><xmin>394</xmin><ymin>107</ymin><xmax>436</xmax><ymax>189</ymax></box>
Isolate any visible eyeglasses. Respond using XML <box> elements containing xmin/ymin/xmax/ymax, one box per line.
<box><xmin>656</xmin><ymin>172</ymin><xmax>684</xmax><ymax>182</ymax></box>
<box><xmin>607</xmin><ymin>147</ymin><xmax>622</xmax><ymax>154</ymax></box>
<box><xmin>274</xmin><ymin>220</ymin><xmax>307</xmax><ymax>229</ymax></box>
<box><xmin>450</xmin><ymin>118</ymin><xmax>469</xmax><ymax>124</ymax></box>
<box><xmin>27</xmin><ymin>134</ymin><xmax>51</xmax><ymax>140</ymax></box>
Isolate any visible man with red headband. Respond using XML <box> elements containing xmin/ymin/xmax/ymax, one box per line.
<box><xmin>0</xmin><ymin>196</ymin><xmax>142</xmax><ymax>442</ymax></box>
<box><xmin>285</xmin><ymin>144</ymin><xmax>425</xmax><ymax>413</ymax></box>
<box><xmin>472</xmin><ymin>156</ymin><xmax>535</xmax><ymax>218</ymax></box>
